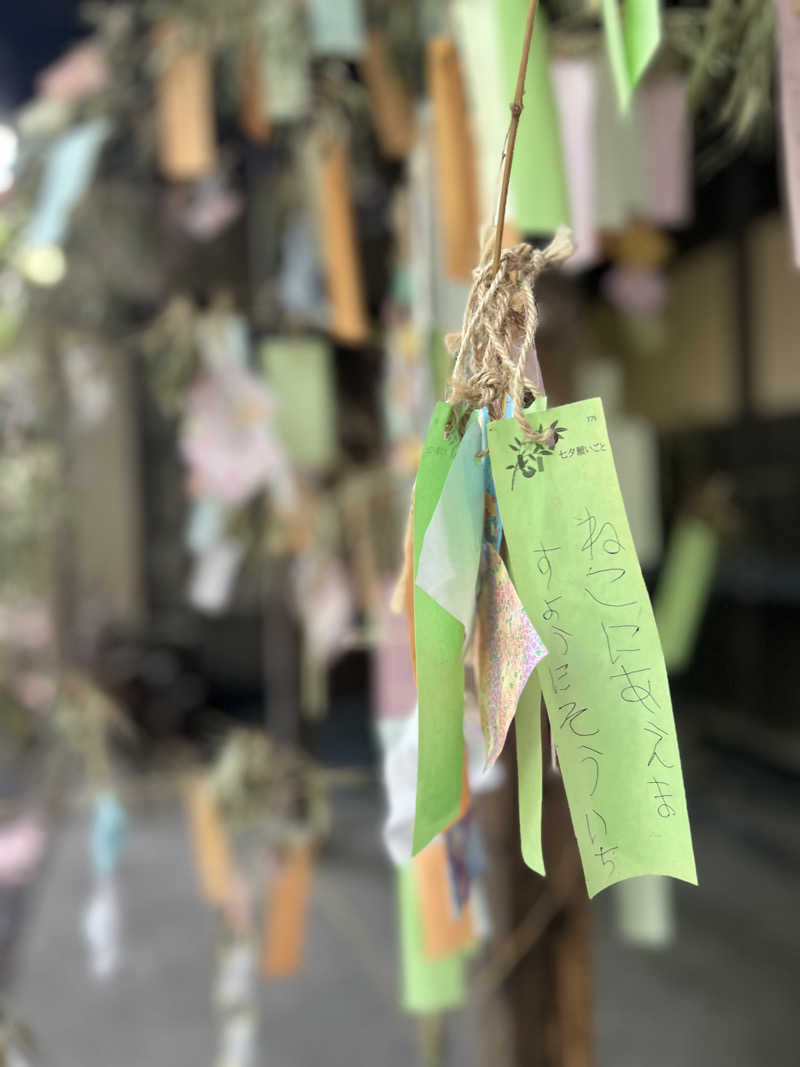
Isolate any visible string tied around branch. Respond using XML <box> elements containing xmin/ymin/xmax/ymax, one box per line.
<box><xmin>445</xmin><ymin>226</ymin><xmax>574</xmax><ymax>443</ymax></box>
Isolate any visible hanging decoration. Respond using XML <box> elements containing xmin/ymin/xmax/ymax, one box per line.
<box><xmin>407</xmin><ymin>0</ymin><xmax>697</xmax><ymax>898</ymax></box>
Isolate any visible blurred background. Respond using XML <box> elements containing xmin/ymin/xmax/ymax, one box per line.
<box><xmin>0</xmin><ymin>1</ymin><xmax>798</xmax><ymax>1066</ymax></box>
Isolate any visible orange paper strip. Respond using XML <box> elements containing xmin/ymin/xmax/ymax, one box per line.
<box><xmin>360</xmin><ymin>30</ymin><xmax>416</xmax><ymax>160</ymax></box>
<box><xmin>426</xmin><ymin>36</ymin><xmax>481</xmax><ymax>281</ymax></box>
<box><xmin>239</xmin><ymin>45</ymin><xmax>272</xmax><ymax>143</ymax></box>
<box><xmin>317</xmin><ymin>138</ymin><xmax>370</xmax><ymax>345</ymax></box>
<box><xmin>182</xmin><ymin>775</ymin><xmax>233</xmax><ymax>905</ymax></box>
<box><xmin>154</xmin><ymin>21</ymin><xmax>217</xmax><ymax>181</ymax></box>
<box><xmin>261</xmin><ymin>840</ymin><xmax>314</xmax><ymax>978</ymax></box>
<box><xmin>414</xmin><ymin>837</ymin><xmax>475</xmax><ymax>959</ymax></box>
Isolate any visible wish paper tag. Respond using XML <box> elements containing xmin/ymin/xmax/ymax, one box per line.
<box><xmin>416</xmin><ymin>415</ymin><xmax>484</xmax><ymax>638</ymax></box>
<box><xmin>398</xmin><ymin>863</ymin><xmax>466</xmax><ymax>1014</ymax></box>
<box><xmin>602</xmin><ymin>0</ymin><xmax>661</xmax><ymax>113</ymax></box>
<box><xmin>489</xmin><ymin>398</ymin><xmax>696</xmax><ymax>897</ymax></box>
<box><xmin>412</xmin><ymin>404</ymin><xmax>466</xmax><ymax>855</ymax></box>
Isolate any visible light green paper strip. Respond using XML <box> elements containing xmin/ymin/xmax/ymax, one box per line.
<box><xmin>412</xmin><ymin>403</ymin><xmax>465</xmax><ymax>855</ymax></box>
<box><xmin>602</xmin><ymin>0</ymin><xmax>632</xmax><ymax>113</ymax></box>
<box><xmin>489</xmin><ymin>397</ymin><xmax>696</xmax><ymax>898</ymax></box>
<box><xmin>496</xmin><ymin>1</ymin><xmax>570</xmax><ymax>233</ymax></box>
<box><xmin>398</xmin><ymin>863</ymin><xmax>466</xmax><ymax>1014</ymax></box>
<box><xmin>653</xmin><ymin>517</ymin><xmax>718</xmax><ymax>674</ymax></box>
<box><xmin>624</xmin><ymin>0</ymin><xmax>661</xmax><ymax>86</ymax></box>
<box><xmin>509</xmin><ymin>394</ymin><xmax>547</xmax><ymax>877</ymax></box>
<box><xmin>515</xmin><ymin>671</ymin><xmax>545</xmax><ymax>875</ymax></box>
<box><xmin>261</xmin><ymin>337</ymin><xmax>337</xmax><ymax>471</ymax></box>
<box><xmin>602</xmin><ymin>0</ymin><xmax>662</xmax><ymax>114</ymax></box>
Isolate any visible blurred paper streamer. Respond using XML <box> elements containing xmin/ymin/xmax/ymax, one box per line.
<box><xmin>84</xmin><ymin>792</ymin><xmax>127</xmax><ymax>980</ymax></box>
<box><xmin>259</xmin><ymin>1</ymin><xmax>312</xmax><ymax>122</ymax></box>
<box><xmin>452</xmin><ymin>0</ymin><xmax>509</xmax><ymax>228</ymax></box>
<box><xmin>398</xmin><ymin>863</ymin><xmax>466</xmax><ymax>1014</ymax></box>
<box><xmin>776</xmin><ymin>0</ymin><xmax>800</xmax><ymax>268</ymax></box>
<box><xmin>602</xmin><ymin>0</ymin><xmax>661</xmax><ymax>113</ymax></box>
<box><xmin>496</xmin><ymin>1</ymin><xmax>569</xmax><ymax>235</ymax></box>
<box><xmin>0</xmin><ymin>814</ymin><xmax>46</xmax><ymax>885</ymax></box>
<box><xmin>183</xmin><ymin>776</ymin><xmax>234</xmax><ymax>905</ymax></box>
<box><xmin>308</xmin><ymin>0</ymin><xmax>365</xmax><ymax>58</ymax></box>
<box><xmin>426</xmin><ymin>35</ymin><xmax>481</xmax><ymax>280</ymax></box>
<box><xmin>261</xmin><ymin>841</ymin><xmax>314</xmax><ymax>978</ymax></box>
<box><xmin>188</xmin><ymin>539</ymin><xmax>244</xmax><ymax>615</ymax></box>
<box><xmin>153</xmin><ymin>21</ymin><xmax>217</xmax><ymax>181</ymax></box>
<box><xmin>360</xmin><ymin>30</ymin><xmax>416</xmax><ymax>160</ymax></box>
<box><xmin>615</xmin><ymin>875</ymin><xmax>675</xmax><ymax>948</ymax></box>
<box><xmin>22</xmin><ymin>118</ymin><xmax>110</xmax><ymax>251</ymax></box>
<box><xmin>595</xmin><ymin>56</ymin><xmax>646</xmax><ymax>231</ymax></box>
<box><xmin>261</xmin><ymin>336</ymin><xmax>337</xmax><ymax>472</ymax></box>
<box><xmin>639</xmin><ymin>74</ymin><xmax>692</xmax><ymax>228</ymax></box>
<box><xmin>315</xmin><ymin>137</ymin><xmax>370</xmax><ymax>345</ymax></box>
<box><xmin>552</xmin><ymin>55</ymin><xmax>600</xmax><ymax>270</ymax></box>
<box><xmin>653</xmin><ymin>516</ymin><xmax>719</xmax><ymax>673</ymax></box>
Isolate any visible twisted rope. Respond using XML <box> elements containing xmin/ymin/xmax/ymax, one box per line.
<box><xmin>445</xmin><ymin>226</ymin><xmax>574</xmax><ymax>441</ymax></box>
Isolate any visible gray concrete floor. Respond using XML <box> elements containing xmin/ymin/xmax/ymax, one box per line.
<box><xmin>10</xmin><ymin>751</ymin><xmax>800</xmax><ymax>1067</ymax></box>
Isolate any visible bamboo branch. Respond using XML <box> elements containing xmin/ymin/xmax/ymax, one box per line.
<box><xmin>491</xmin><ymin>0</ymin><xmax>540</xmax><ymax>276</ymax></box>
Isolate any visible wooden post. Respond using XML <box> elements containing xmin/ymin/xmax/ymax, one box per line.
<box><xmin>475</xmin><ymin>724</ymin><xmax>593</xmax><ymax>1067</ymax></box>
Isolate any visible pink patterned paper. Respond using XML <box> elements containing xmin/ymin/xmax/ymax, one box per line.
<box><xmin>476</xmin><ymin>544</ymin><xmax>547</xmax><ymax>769</ymax></box>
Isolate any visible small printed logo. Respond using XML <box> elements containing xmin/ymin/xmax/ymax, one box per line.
<box><xmin>506</xmin><ymin>420</ymin><xmax>567</xmax><ymax>490</ymax></box>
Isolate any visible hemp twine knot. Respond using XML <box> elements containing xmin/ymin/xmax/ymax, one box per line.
<box><xmin>445</xmin><ymin>225</ymin><xmax>574</xmax><ymax>442</ymax></box>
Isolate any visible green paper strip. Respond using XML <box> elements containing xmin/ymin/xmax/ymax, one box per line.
<box><xmin>602</xmin><ymin>0</ymin><xmax>662</xmax><ymax>113</ymax></box>
<box><xmin>489</xmin><ymin>397</ymin><xmax>696</xmax><ymax>897</ymax></box>
<box><xmin>412</xmin><ymin>403</ymin><xmax>465</xmax><ymax>854</ymax></box>
<box><xmin>515</xmin><ymin>671</ymin><xmax>545</xmax><ymax>875</ymax></box>
<box><xmin>398</xmin><ymin>863</ymin><xmax>466</xmax><ymax>1014</ymax></box>
<box><xmin>496</xmin><ymin>1</ymin><xmax>570</xmax><ymax>233</ymax></box>
<box><xmin>510</xmin><ymin>394</ymin><xmax>547</xmax><ymax>876</ymax></box>
<box><xmin>654</xmin><ymin>517</ymin><xmax>718</xmax><ymax>674</ymax></box>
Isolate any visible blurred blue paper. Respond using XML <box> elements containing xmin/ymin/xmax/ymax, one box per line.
<box><xmin>308</xmin><ymin>0</ymin><xmax>365</xmax><ymax>58</ymax></box>
<box><xmin>25</xmin><ymin>118</ymin><xmax>111</xmax><ymax>249</ymax></box>
<box><xmin>91</xmin><ymin>792</ymin><xmax>128</xmax><ymax>877</ymax></box>
<box><xmin>416</xmin><ymin>416</ymin><xmax>484</xmax><ymax>636</ymax></box>
<box><xmin>185</xmin><ymin>496</ymin><xmax>224</xmax><ymax>554</ymax></box>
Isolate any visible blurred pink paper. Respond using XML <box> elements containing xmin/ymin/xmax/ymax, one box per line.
<box><xmin>0</xmin><ymin>814</ymin><xmax>46</xmax><ymax>885</ymax></box>
<box><xmin>373</xmin><ymin>580</ymin><xmax>417</xmax><ymax>722</ymax></box>
<box><xmin>602</xmin><ymin>265</ymin><xmax>669</xmax><ymax>316</ymax></box>
<box><xmin>180</xmin><ymin>369</ymin><xmax>286</xmax><ymax>506</ymax></box>
<box><xmin>639</xmin><ymin>74</ymin><xmax>692</xmax><ymax>228</ymax></box>
<box><xmin>182</xmin><ymin>176</ymin><xmax>243</xmax><ymax>242</ymax></box>
<box><xmin>776</xmin><ymin>0</ymin><xmax>800</xmax><ymax>268</ymax></box>
<box><xmin>552</xmin><ymin>55</ymin><xmax>600</xmax><ymax>271</ymax></box>
<box><xmin>37</xmin><ymin>43</ymin><xmax>108</xmax><ymax>103</ymax></box>
<box><xmin>476</xmin><ymin>545</ymin><xmax>547</xmax><ymax>768</ymax></box>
